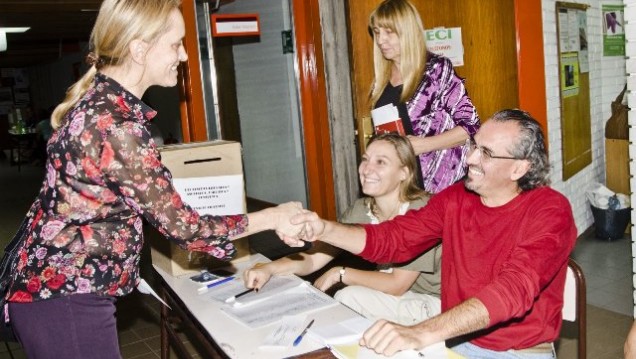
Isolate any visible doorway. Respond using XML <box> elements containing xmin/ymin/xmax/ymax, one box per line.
<box><xmin>194</xmin><ymin>0</ymin><xmax>308</xmax><ymax>207</ymax></box>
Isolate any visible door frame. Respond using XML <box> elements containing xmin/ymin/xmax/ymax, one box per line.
<box><xmin>177</xmin><ymin>0</ymin><xmax>546</xmax><ymax>220</ymax></box>
<box><xmin>178</xmin><ymin>0</ymin><xmax>337</xmax><ymax>219</ymax></box>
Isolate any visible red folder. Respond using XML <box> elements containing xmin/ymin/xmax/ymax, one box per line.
<box><xmin>375</xmin><ymin>120</ymin><xmax>406</xmax><ymax>135</ymax></box>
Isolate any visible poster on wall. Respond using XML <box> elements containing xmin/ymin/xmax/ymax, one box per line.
<box><xmin>557</xmin><ymin>8</ymin><xmax>589</xmax><ymax>72</ymax></box>
<box><xmin>560</xmin><ymin>52</ymin><xmax>580</xmax><ymax>98</ymax></box>
<box><xmin>425</xmin><ymin>27</ymin><xmax>464</xmax><ymax>67</ymax></box>
<box><xmin>602</xmin><ymin>4</ymin><xmax>625</xmax><ymax>56</ymax></box>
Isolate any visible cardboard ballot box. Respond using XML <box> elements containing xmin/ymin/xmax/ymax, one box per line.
<box><xmin>149</xmin><ymin>140</ymin><xmax>250</xmax><ymax>277</ymax></box>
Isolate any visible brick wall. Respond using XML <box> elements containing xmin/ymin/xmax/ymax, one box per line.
<box><xmin>625</xmin><ymin>0</ymin><xmax>635</xmax><ymax>317</ymax></box>
<box><xmin>542</xmin><ymin>0</ymin><xmax>627</xmax><ymax>234</ymax></box>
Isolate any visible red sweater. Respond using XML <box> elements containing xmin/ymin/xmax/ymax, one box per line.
<box><xmin>361</xmin><ymin>183</ymin><xmax>577</xmax><ymax>351</ymax></box>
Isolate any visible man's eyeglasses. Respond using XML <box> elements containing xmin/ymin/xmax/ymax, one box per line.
<box><xmin>466</xmin><ymin>137</ymin><xmax>521</xmax><ymax>162</ymax></box>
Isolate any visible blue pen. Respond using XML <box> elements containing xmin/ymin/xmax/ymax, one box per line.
<box><xmin>197</xmin><ymin>276</ymin><xmax>234</xmax><ymax>293</ymax></box>
<box><xmin>293</xmin><ymin>319</ymin><xmax>315</xmax><ymax>347</ymax></box>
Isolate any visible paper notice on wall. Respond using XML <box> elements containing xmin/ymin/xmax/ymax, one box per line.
<box><xmin>172</xmin><ymin>175</ymin><xmax>245</xmax><ymax>216</ymax></box>
<box><xmin>425</xmin><ymin>27</ymin><xmax>464</xmax><ymax>67</ymax></box>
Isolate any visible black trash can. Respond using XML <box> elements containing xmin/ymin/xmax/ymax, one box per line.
<box><xmin>590</xmin><ymin>205</ymin><xmax>631</xmax><ymax>240</ymax></box>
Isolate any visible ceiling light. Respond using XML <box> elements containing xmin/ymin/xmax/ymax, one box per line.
<box><xmin>0</xmin><ymin>27</ymin><xmax>29</xmax><ymax>52</ymax></box>
<box><xmin>0</xmin><ymin>27</ymin><xmax>30</xmax><ymax>33</ymax></box>
<box><xmin>0</xmin><ymin>32</ymin><xmax>6</xmax><ymax>52</ymax></box>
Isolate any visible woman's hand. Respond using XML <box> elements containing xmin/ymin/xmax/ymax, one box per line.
<box><xmin>407</xmin><ymin>127</ymin><xmax>470</xmax><ymax>156</ymax></box>
<box><xmin>313</xmin><ymin>266</ymin><xmax>341</xmax><ymax>292</ymax></box>
<box><xmin>242</xmin><ymin>263</ymin><xmax>272</xmax><ymax>290</ymax></box>
<box><xmin>269</xmin><ymin>202</ymin><xmax>305</xmax><ymax>239</ymax></box>
<box><xmin>407</xmin><ymin>135</ymin><xmax>428</xmax><ymax>155</ymax></box>
<box><xmin>275</xmin><ymin>209</ymin><xmax>324</xmax><ymax>247</ymax></box>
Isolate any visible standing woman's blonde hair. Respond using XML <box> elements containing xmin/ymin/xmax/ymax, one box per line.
<box><xmin>51</xmin><ymin>0</ymin><xmax>181</xmax><ymax>129</ymax></box>
<box><xmin>369</xmin><ymin>0</ymin><xmax>427</xmax><ymax>108</ymax></box>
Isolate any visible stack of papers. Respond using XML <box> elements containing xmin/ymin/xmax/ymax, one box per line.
<box><xmin>308</xmin><ymin>316</ymin><xmax>373</xmax><ymax>345</ymax></box>
<box><xmin>198</xmin><ymin>276</ymin><xmax>337</xmax><ymax>328</ymax></box>
<box><xmin>309</xmin><ymin>316</ymin><xmax>450</xmax><ymax>359</ymax></box>
<box><xmin>330</xmin><ymin>343</ymin><xmax>449</xmax><ymax>359</ymax></box>
<box><xmin>259</xmin><ymin>315</ymin><xmax>308</xmax><ymax>350</ymax></box>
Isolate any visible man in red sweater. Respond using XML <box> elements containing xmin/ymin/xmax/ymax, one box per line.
<box><xmin>289</xmin><ymin>109</ymin><xmax>577</xmax><ymax>358</ymax></box>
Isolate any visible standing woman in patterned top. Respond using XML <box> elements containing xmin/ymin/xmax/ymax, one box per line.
<box><xmin>369</xmin><ymin>0</ymin><xmax>481</xmax><ymax>194</ymax></box>
<box><xmin>5</xmin><ymin>1</ymin><xmax>303</xmax><ymax>357</ymax></box>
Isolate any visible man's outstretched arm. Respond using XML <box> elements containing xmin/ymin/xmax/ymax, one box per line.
<box><xmin>283</xmin><ymin>211</ymin><xmax>368</xmax><ymax>253</ymax></box>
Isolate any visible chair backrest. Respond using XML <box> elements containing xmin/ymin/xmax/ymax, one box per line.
<box><xmin>562</xmin><ymin>258</ymin><xmax>586</xmax><ymax>359</ymax></box>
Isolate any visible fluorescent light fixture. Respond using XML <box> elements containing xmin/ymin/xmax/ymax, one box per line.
<box><xmin>0</xmin><ymin>32</ymin><xmax>6</xmax><ymax>52</ymax></box>
<box><xmin>0</xmin><ymin>27</ymin><xmax>30</xmax><ymax>33</ymax></box>
<box><xmin>0</xmin><ymin>27</ymin><xmax>29</xmax><ymax>52</ymax></box>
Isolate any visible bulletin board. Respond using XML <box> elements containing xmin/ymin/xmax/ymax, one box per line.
<box><xmin>556</xmin><ymin>2</ymin><xmax>591</xmax><ymax>180</ymax></box>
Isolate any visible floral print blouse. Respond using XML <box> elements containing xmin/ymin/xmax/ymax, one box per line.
<box><xmin>7</xmin><ymin>73</ymin><xmax>247</xmax><ymax>303</ymax></box>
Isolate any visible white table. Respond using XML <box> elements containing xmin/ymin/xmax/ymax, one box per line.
<box><xmin>155</xmin><ymin>253</ymin><xmax>361</xmax><ymax>359</ymax></box>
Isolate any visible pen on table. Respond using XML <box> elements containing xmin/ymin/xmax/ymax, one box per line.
<box><xmin>293</xmin><ymin>319</ymin><xmax>315</xmax><ymax>347</ymax></box>
<box><xmin>224</xmin><ymin>288</ymin><xmax>255</xmax><ymax>303</ymax></box>
<box><xmin>197</xmin><ymin>276</ymin><xmax>234</xmax><ymax>293</ymax></box>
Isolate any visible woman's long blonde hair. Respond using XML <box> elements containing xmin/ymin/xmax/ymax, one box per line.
<box><xmin>364</xmin><ymin>132</ymin><xmax>426</xmax><ymax>214</ymax></box>
<box><xmin>51</xmin><ymin>0</ymin><xmax>181</xmax><ymax>129</ymax></box>
<box><xmin>368</xmin><ymin>0</ymin><xmax>427</xmax><ymax>109</ymax></box>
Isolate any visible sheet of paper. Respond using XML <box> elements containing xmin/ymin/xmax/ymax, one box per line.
<box><xmin>371</xmin><ymin>104</ymin><xmax>399</xmax><ymax>126</ymax></box>
<box><xmin>220</xmin><ymin>284</ymin><xmax>337</xmax><ymax>328</ymax></box>
<box><xmin>309</xmin><ymin>316</ymin><xmax>374</xmax><ymax>345</ymax></box>
<box><xmin>330</xmin><ymin>341</ymin><xmax>448</xmax><ymax>359</ymax></box>
<box><xmin>259</xmin><ymin>315</ymin><xmax>307</xmax><ymax>350</ymax></box>
<box><xmin>137</xmin><ymin>278</ymin><xmax>171</xmax><ymax>309</ymax></box>
<box><xmin>198</xmin><ymin>276</ymin><xmax>245</xmax><ymax>300</ymax></box>
<box><xmin>200</xmin><ymin>275</ymin><xmax>300</xmax><ymax>306</ymax></box>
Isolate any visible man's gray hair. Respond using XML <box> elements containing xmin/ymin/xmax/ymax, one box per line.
<box><xmin>490</xmin><ymin>109</ymin><xmax>551</xmax><ymax>191</ymax></box>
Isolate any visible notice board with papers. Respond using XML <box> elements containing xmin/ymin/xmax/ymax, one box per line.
<box><xmin>556</xmin><ymin>2</ymin><xmax>592</xmax><ymax>180</ymax></box>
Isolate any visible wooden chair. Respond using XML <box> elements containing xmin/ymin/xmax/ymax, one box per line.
<box><xmin>562</xmin><ymin>258</ymin><xmax>586</xmax><ymax>359</ymax></box>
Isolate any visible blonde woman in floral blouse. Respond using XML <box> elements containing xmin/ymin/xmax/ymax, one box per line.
<box><xmin>4</xmin><ymin>1</ymin><xmax>303</xmax><ymax>358</ymax></box>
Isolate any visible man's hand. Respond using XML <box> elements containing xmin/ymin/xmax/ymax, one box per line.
<box><xmin>291</xmin><ymin>210</ymin><xmax>325</xmax><ymax>241</ymax></box>
<box><xmin>360</xmin><ymin>319</ymin><xmax>427</xmax><ymax>356</ymax></box>
<box><xmin>275</xmin><ymin>210</ymin><xmax>326</xmax><ymax>247</ymax></box>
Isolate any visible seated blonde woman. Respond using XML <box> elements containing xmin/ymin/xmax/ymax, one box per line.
<box><xmin>243</xmin><ymin>133</ymin><xmax>442</xmax><ymax>324</ymax></box>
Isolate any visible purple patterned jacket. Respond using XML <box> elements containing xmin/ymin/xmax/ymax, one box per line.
<box><xmin>407</xmin><ymin>53</ymin><xmax>480</xmax><ymax>193</ymax></box>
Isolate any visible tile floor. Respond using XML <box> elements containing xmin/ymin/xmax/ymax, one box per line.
<box><xmin>0</xmin><ymin>155</ymin><xmax>632</xmax><ymax>359</ymax></box>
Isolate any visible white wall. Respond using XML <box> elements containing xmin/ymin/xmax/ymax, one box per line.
<box><xmin>542</xmin><ymin>0</ymin><xmax>627</xmax><ymax>234</ymax></box>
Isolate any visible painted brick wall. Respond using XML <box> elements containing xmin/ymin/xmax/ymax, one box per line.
<box><xmin>625</xmin><ymin>0</ymin><xmax>635</xmax><ymax>317</ymax></box>
<box><xmin>542</xmin><ymin>0</ymin><xmax>627</xmax><ymax>234</ymax></box>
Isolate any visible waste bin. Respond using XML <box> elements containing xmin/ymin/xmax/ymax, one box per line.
<box><xmin>590</xmin><ymin>205</ymin><xmax>631</xmax><ymax>240</ymax></box>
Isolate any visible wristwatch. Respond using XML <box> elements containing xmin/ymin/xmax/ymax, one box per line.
<box><xmin>339</xmin><ymin>266</ymin><xmax>346</xmax><ymax>283</ymax></box>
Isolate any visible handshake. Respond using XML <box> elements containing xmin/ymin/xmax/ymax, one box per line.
<box><xmin>247</xmin><ymin>202</ymin><xmax>364</xmax><ymax>264</ymax></box>
<box><xmin>264</xmin><ymin>202</ymin><xmax>324</xmax><ymax>247</ymax></box>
